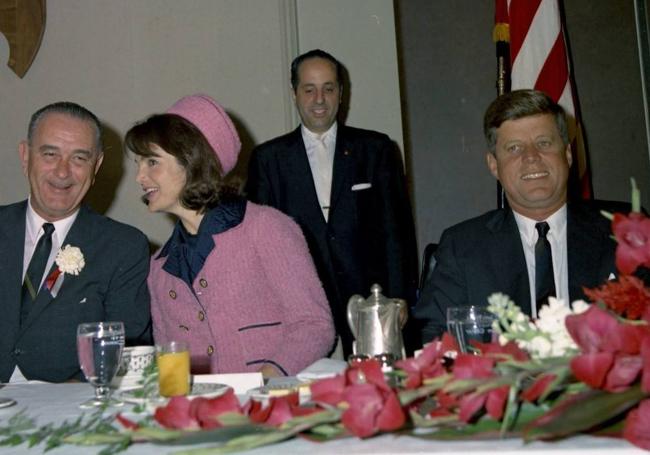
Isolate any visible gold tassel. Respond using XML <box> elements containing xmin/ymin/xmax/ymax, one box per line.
<box><xmin>493</xmin><ymin>23</ymin><xmax>510</xmax><ymax>43</ymax></box>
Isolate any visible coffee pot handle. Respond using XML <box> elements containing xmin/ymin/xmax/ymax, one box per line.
<box><xmin>393</xmin><ymin>298</ymin><xmax>408</xmax><ymax>329</ymax></box>
<box><xmin>346</xmin><ymin>295</ymin><xmax>364</xmax><ymax>339</ymax></box>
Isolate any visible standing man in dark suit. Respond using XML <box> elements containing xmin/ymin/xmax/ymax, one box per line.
<box><xmin>246</xmin><ymin>49</ymin><xmax>417</xmax><ymax>357</ymax></box>
<box><xmin>415</xmin><ymin>89</ymin><xmax>625</xmax><ymax>343</ymax></box>
<box><xmin>0</xmin><ymin>102</ymin><xmax>151</xmax><ymax>383</ymax></box>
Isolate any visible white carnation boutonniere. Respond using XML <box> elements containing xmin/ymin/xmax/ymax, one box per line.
<box><xmin>45</xmin><ymin>245</ymin><xmax>85</xmax><ymax>297</ymax></box>
<box><xmin>55</xmin><ymin>245</ymin><xmax>85</xmax><ymax>275</ymax></box>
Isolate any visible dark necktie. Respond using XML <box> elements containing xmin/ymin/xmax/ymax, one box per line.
<box><xmin>535</xmin><ymin>221</ymin><xmax>555</xmax><ymax>309</ymax></box>
<box><xmin>21</xmin><ymin>223</ymin><xmax>55</xmax><ymax>324</ymax></box>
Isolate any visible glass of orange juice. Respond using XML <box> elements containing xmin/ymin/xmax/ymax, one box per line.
<box><xmin>156</xmin><ymin>341</ymin><xmax>190</xmax><ymax>397</ymax></box>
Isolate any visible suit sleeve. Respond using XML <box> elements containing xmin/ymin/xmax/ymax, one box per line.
<box><xmin>253</xmin><ymin>209</ymin><xmax>335</xmax><ymax>375</ymax></box>
<box><xmin>246</xmin><ymin>147</ymin><xmax>273</xmax><ymax>205</ymax></box>
<box><xmin>104</xmin><ymin>230</ymin><xmax>152</xmax><ymax>345</ymax></box>
<box><xmin>375</xmin><ymin>138</ymin><xmax>418</xmax><ymax>305</ymax></box>
<box><xmin>414</xmin><ymin>228</ymin><xmax>467</xmax><ymax>344</ymax></box>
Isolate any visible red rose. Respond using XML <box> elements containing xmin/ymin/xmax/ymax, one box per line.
<box><xmin>341</xmin><ymin>383</ymin><xmax>405</xmax><ymax>438</ymax></box>
<box><xmin>394</xmin><ymin>333</ymin><xmax>457</xmax><ymax>389</ymax></box>
<box><xmin>567</xmin><ymin>305</ymin><xmax>650</xmax><ymax>392</ymax></box>
<box><xmin>153</xmin><ymin>396</ymin><xmax>199</xmax><ymax>430</ymax></box>
<box><xmin>310</xmin><ymin>359</ymin><xmax>405</xmax><ymax>438</ymax></box>
<box><xmin>452</xmin><ymin>354</ymin><xmax>509</xmax><ymax>422</ymax></box>
<box><xmin>153</xmin><ymin>389</ymin><xmax>243</xmax><ymax>430</ymax></box>
<box><xmin>190</xmin><ymin>389</ymin><xmax>243</xmax><ymax>429</ymax></box>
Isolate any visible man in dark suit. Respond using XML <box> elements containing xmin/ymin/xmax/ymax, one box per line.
<box><xmin>246</xmin><ymin>49</ymin><xmax>417</xmax><ymax>357</ymax></box>
<box><xmin>0</xmin><ymin>102</ymin><xmax>151</xmax><ymax>383</ymax></box>
<box><xmin>415</xmin><ymin>89</ymin><xmax>623</xmax><ymax>343</ymax></box>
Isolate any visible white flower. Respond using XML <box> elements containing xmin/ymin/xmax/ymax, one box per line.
<box><xmin>528</xmin><ymin>335</ymin><xmax>553</xmax><ymax>358</ymax></box>
<box><xmin>486</xmin><ymin>293</ymin><xmax>585</xmax><ymax>359</ymax></box>
<box><xmin>571</xmin><ymin>300</ymin><xmax>590</xmax><ymax>314</ymax></box>
<box><xmin>55</xmin><ymin>245</ymin><xmax>85</xmax><ymax>276</ymax></box>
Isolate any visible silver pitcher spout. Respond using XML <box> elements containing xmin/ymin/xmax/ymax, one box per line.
<box><xmin>346</xmin><ymin>284</ymin><xmax>406</xmax><ymax>362</ymax></box>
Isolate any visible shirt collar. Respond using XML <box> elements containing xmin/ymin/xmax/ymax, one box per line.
<box><xmin>300</xmin><ymin>122</ymin><xmax>337</xmax><ymax>148</ymax></box>
<box><xmin>26</xmin><ymin>197</ymin><xmax>79</xmax><ymax>245</ymax></box>
<box><xmin>513</xmin><ymin>204</ymin><xmax>567</xmax><ymax>246</ymax></box>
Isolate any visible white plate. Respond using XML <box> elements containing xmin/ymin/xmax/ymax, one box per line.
<box><xmin>247</xmin><ymin>381</ymin><xmax>311</xmax><ymax>403</ymax></box>
<box><xmin>0</xmin><ymin>398</ymin><xmax>17</xmax><ymax>409</ymax></box>
<box><xmin>119</xmin><ymin>382</ymin><xmax>230</xmax><ymax>406</ymax></box>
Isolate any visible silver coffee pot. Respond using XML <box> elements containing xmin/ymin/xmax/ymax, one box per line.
<box><xmin>346</xmin><ymin>284</ymin><xmax>406</xmax><ymax>361</ymax></box>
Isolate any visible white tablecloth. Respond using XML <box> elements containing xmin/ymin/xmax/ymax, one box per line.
<box><xmin>0</xmin><ymin>382</ymin><xmax>644</xmax><ymax>454</ymax></box>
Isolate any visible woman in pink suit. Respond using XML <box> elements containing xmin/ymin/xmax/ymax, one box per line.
<box><xmin>125</xmin><ymin>94</ymin><xmax>335</xmax><ymax>377</ymax></box>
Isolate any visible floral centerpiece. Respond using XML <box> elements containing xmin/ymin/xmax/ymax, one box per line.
<box><xmin>2</xmin><ymin>182</ymin><xmax>650</xmax><ymax>454</ymax></box>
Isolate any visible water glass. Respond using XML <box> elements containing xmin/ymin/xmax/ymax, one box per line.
<box><xmin>446</xmin><ymin>306</ymin><xmax>495</xmax><ymax>353</ymax></box>
<box><xmin>77</xmin><ymin>321</ymin><xmax>125</xmax><ymax>408</ymax></box>
<box><xmin>156</xmin><ymin>341</ymin><xmax>190</xmax><ymax>397</ymax></box>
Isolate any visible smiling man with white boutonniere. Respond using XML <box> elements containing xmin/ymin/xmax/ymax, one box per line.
<box><xmin>0</xmin><ymin>102</ymin><xmax>152</xmax><ymax>383</ymax></box>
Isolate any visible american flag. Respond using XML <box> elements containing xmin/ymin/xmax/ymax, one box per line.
<box><xmin>494</xmin><ymin>0</ymin><xmax>592</xmax><ymax>199</ymax></box>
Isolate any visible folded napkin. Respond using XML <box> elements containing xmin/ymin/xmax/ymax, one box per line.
<box><xmin>193</xmin><ymin>373</ymin><xmax>263</xmax><ymax>395</ymax></box>
<box><xmin>296</xmin><ymin>358</ymin><xmax>347</xmax><ymax>381</ymax></box>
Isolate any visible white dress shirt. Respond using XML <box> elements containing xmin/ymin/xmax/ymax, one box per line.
<box><xmin>23</xmin><ymin>199</ymin><xmax>78</xmax><ymax>285</ymax></box>
<box><xmin>12</xmin><ymin>199</ymin><xmax>78</xmax><ymax>383</ymax></box>
<box><xmin>301</xmin><ymin>123</ymin><xmax>337</xmax><ymax>221</ymax></box>
<box><xmin>513</xmin><ymin>205</ymin><xmax>568</xmax><ymax>318</ymax></box>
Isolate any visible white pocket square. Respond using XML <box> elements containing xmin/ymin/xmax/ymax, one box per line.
<box><xmin>608</xmin><ymin>273</ymin><xmax>616</xmax><ymax>281</ymax></box>
<box><xmin>351</xmin><ymin>183</ymin><xmax>372</xmax><ymax>191</ymax></box>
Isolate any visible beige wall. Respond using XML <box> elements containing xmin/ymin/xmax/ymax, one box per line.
<box><xmin>0</xmin><ymin>0</ymin><xmax>402</xmax><ymax>246</ymax></box>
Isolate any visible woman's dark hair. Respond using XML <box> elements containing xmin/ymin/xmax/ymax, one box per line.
<box><xmin>125</xmin><ymin>114</ymin><xmax>224</xmax><ymax>212</ymax></box>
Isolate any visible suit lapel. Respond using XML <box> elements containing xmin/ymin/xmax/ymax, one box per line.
<box><xmin>329</xmin><ymin>125</ymin><xmax>354</xmax><ymax>217</ymax></box>
<box><xmin>567</xmin><ymin>205</ymin><xmax>610</xmax><ymax>299</ymax></box>
<box><xmin>18</xmin><ymin>206</ymin><xmax>94</xmax><ymax>333</ymax></box>
<box><xmin>486</xmin><ymin>209</ymin><xmax>532</xmax><ymax>315</ymax></box>
<box><xmin>285</xmin><ymin>127</ymin><xmax>328</xmax><ymax>226</ymax></box>
<box><xmin>0</xmin><ymin>201</ymin><xmax>28</xmax><ymax>335</ymax></box>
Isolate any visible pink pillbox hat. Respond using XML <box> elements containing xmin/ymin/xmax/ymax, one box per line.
<box><xmin>167</xmin><ymin>94</ymin><xmax>241</xmax><ymax>175</ymax></box>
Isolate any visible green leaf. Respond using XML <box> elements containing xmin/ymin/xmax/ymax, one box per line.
<box><xmin>398</xmin><ymin>380</ymin><xmax>447</xmax><ymax>406</ymax></box>
<box><xmin>0</xmin><ymin>434</ymin><xmax>24</xmax><ymax>446</ymax></box>
<box><xmin>411</xmin><ymin>402</ymin><xmax>546</xmax><ymax>440</ymax></box>
<box><xmin>156</xmin><ymin>425</ymin><xmax>273</xmax><ymax>446</ymax></box>
<box><xmin>499</xmin><ymin>384</ymin><xmax>520</xmax><ymax>435</ymax></box>
<box><xmin>409</xmin><ymin>409</ymin><xmax>458</xmax><ymax>428</ymax></box>
<box><xmin>306</xmin><ymin>423</ymin><xmax>346</xmax><ymax>439</ymax></box>
<box><xmin>524</xmin><ymin>384</ymin><xmax>647</xmax><ymax>441</ymax></box>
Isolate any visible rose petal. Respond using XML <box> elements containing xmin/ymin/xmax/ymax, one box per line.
<box><xmin>341</xmin><ymin>383</ymin><xmax>383</xmax><ymax>438</ymax></box>
<box><xmin>453</xmin><ymin>354</ymin><xmax>494</xmax><ymax>380</ymax></box>
<box><xmin>154</xmin><ymin>396</ymin><xmax>199</xmax><ymax>430</ymax></box>
<box><xmin>458</xmin><ymin>393</ymin><xmax>487</xmax><ymax>423</ymax></box>
<box><xmin>566</xmin><ymin>305</ymin><xmax>619</xmax><ymax>353</ymax></box>
<box><xmin>521</xmin><ymin>374</ymin><xmax>557</xmax><ymax>402</ymax></box>
<box><xmin>570</xmin><ymin>352</ymin><xmax>614</xmax><ymax>389</ymax></box>
<box><xmin>375</xmin><ymin>391</ymin><xmax>406</xmax><ymax>432</ymax></box>
<box><xmin>485</xmin><ymin>385</ymin><xmax>509</xmax><ymax>420</ymax></box>
<box><xmin>191</xmin><ymin>389</ymin><xmax>242</xmax><ymax>429</ymax></box>
<box><xmin>604</xmin><ymin>355</ymin><xmax>643</xmax><ymax>392</ymax></box>
<box><xmin>310</xmin><ymin>375</ymin><xmax>346</xmax><ymax>406</ymax></box>
<box><xmin>623</xmin><ymin>399</ymin><xmax>650</xmax><ymax>450</ymax></box>
<box><xmin>641</xmin><ymin>336</ymin><xmax>650</xmax><ymax>393</ymax></box>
